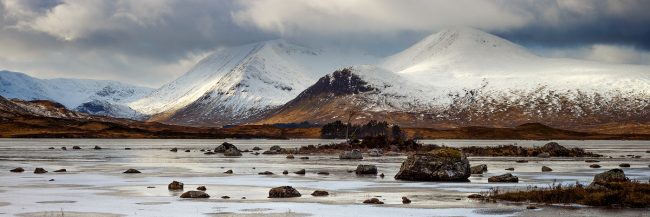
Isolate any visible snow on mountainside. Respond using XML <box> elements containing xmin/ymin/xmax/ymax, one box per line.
<box><xmin>131</xmin><ymin>39</ymin><xmax>378</xmax><ymax>126</ymax></box>
<box><xmin>382</xmin><ymin>27</ymin><xmax>650</xmax><ymax>96</ymax></box>
<box><xmin>0</xmin><ymin>70</ymin><xmax>152</xmax><ymax>119</ymax></box>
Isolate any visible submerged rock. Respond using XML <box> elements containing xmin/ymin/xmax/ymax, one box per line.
<box><xmin>54</xmin><ymin>169</ymin><xmax>67</xmax><ymax>173</ymax></box>
<box><xmin>339</xmin><ymin>149</ymin><xmax>363</xmax><ymax>160</ymax></box>
<box><xmin>394</xmin><ymin>148</ymin><xmax>470</xmax><ymax>181</ymax></box>
<box><xmin>123</xmin><ymin>168</ymin><xmax>140</xmax><ymax>174</ymax></box>
<box><xmin>355</xmin><ymin>165</ymin><xmax>378</xmax><ymax>175</ymax></box>
<box><xmin>268</xmin><ymin>186</ymin><xmax>301</xmax><ymax>198</ymax></box>
<box><xmin>488</xmin><ymin>173</ymin><xmax>519</xmax><ymax>182</ymax></box>
<box><xmin>168</xmin><ymin>181</ymin><xmax>184</xmax><ymax>190</ymax></box>
<box><xmin>10</xmin><ymin>167</ymin><xmax>24</xmax><ymax>173</ymax></box>
<box><xmin>180</xmin><ymin>191</ymin><xmax>210</xmax><ymax>198</ymax></box>
<box><xmin>311</xmin><ymin>190</ymin><xmax>329</xmax><ymax>196</ymax></box>
<box><xmin>317</xmin><ymin>171</ymin><xmax>330</xmax><ymax>175</ymax></box>
<box><xmin>470</xmin><ymin>164</ymin><xmax>488</xmax><ymax>174</ymax></box>
<box><xmin>34</xmin><ymin>168</ymin><xmax>48</xmax><ymax>174</ymax></box>
<box><xmin>363</xmin><ymin>198</ymin><xmax>384</xmax><ymax>204</ymax></box>
<box><xmin>505</xmin><ymin>168</ymin><xmax>515</xmax><ymax>171</ymax></box>
<box><xmin>215</xmin><ymin>142</ymin><xmax>238</xmax><ymax>153</ymax></box>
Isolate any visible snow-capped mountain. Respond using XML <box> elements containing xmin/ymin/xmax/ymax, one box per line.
<box><xmin>0</xmin><ymin>70</ymin><xmax>152</xmax><ymax>119</ymax></box>
<box><xmin>130</xmin><ymin>39</ymin><xmax>378</xmax><ymax>126</ymax></box>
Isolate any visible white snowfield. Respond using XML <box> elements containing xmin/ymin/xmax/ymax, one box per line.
<box><xmin>0</xmin><ymin>70</ymin><xmax>152</xmax><ymax>119</ymax></box>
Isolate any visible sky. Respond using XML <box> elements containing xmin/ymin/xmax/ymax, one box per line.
<box><xmin>0</xmin><ymin>0</ymin><xmax>649</xmax><ymax>87</ymax></box>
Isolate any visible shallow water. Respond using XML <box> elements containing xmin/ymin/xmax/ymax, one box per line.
<box><xmin>0</xmin><ymin>139</ymin><xmax>648</xmax><ymax>217</ymax></box>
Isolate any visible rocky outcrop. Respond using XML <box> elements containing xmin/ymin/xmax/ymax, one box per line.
<box><xmin>470</xmin><ymin>164</ymin><xmax>488</xmax><ymax>174</ymax></box>
<box><xmin>488</xmin><ymin>173</ymin><xmax>519</xmax><ymax>182</ymax></box>
<box><xmin>339</xmin><ymin>149</ymin><xmax>363</xmax><ymax>160</ymax></box>
<box><xmin>168</xmin><ymin>181</ymin><xmax>184</xmax><ymax>190</ymax></box>
<box><xmin>215</xmin><ymin>142</ymin><xmax>238</xmax><ymax>153</ymax></box>
<box><xmin>355</xmin><ymin>165</ymin><xmax>378</xmax><ymax>175</ymax></box>
<box><xmin>268</xmin><ymin>186</ymin><xmax>301</xmax><ymax>198</ymax></box>
<box><xmin>394</xmin><ymin>148</ymin><xmax>470</xmax><ymax>181</ymax></box>
<box><xmin>180</xmin><ymin>191</ymin><xmax>210</xmax><ymax>198</ymax></box>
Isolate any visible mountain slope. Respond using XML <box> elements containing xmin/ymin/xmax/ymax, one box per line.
<box><xmin>0</xmin><ymin>70</ymin><xmax>152</xmax><ymax>119</ymax></box>
<box><xmin>131</xmin><ymin>40</ymin><xmax>377</xmax><ymax>126</ymax></box>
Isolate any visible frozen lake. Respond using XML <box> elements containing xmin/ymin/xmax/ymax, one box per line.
<box><xmin>0</xmin><ymin>139</ymin><xmax>649</xmax><ymax>217</ymax></box>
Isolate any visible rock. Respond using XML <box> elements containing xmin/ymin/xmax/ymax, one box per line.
<box><xmin>467</xmin><ymin>194</ymin><xmax>484</xmax><ymax>199</ymax></box>
<box><xmin>184</xmin><ymin>150</ymin><xmax>190</xmax><ymax>152</ymax></box>
<box><xmin>224</xmin><ymin>169</ymin><xmax>233</xmax><ymax>174</ymax></box>
<box><xmin>241</xmin><ymin>197</ymin><xmax>247</xmax><ymax>199</ymax></box>
<box><xmin>253</xmin><ymin>152</ymin><xmax>260</xmax><ymax>155</ymax></box>
<box><xmin>54</xmin><ymin>169</ymin><xmax>67</xmax><ymax>173</ymax></box>
<box><xmin>49</xmin><ymin>179</ymin><xmax>55</xmax><ymax>181</ymax></box>
<box><xmin>515</xmin><ymin>160</ymin><xmax>528</xmax><ymax>163</ymax></box>
<box><xmin>268</xmin><ymin>186</ymin><xmax>301</xmax><ymax>198</ymax></box>
<box><xmin>589</xmin><ymin>164</ymin><xmax>601</xmax><ymax>168</ymax></box>
<box><xmin>221</xmin><ymin>196</ymin><xmax>230</xmax><ymax>199</ymax></box>
<box><xmin>591</xmin><ymin>169</ymin><xmax>628</xmax><ymax>186</ymax></box>
<box><xmin>488</xmin><ymin>173</ymin><xmax>519</xmax><ymax>182</ymax></box>
<box><xmin>385</xmin><ymin>151</ymin><xmax>399</xmax><ymax>156</ymax></box>
<box><xmin>339</xmin><ymin>149</ymin><xmax>363</xmax><ymax>159</ymax></box>
<box><xmin>48</xmin><ymin>147</ymin><xmax>54</xmax><ymax>150</ymax></box>
<box><xmin>585</xmin><ymin>159</ymin><xmax>600</xmax><ymax>163</ymax></box>
<box><xmin>147</xmin><ymin>186</ymin><xmax>155</xmax><ymax>188</ymax></box>
<box><xmin>317</xmin><ymin>171</ymin><xmax>330</xmax><ymax>175</ymax></box>
<box><xmin>311</xmin><ymin>190</ymin><xmax>329</xmax><ymax>196</ymax></box>
<box><xmin>286</xmin><ymin>154</ymin><xmax>294</xmax><ymax>159</ymax></box>
<box><xmin>470</xmin><ymin>164</ymin><xmax>488</xmax><ymax>174</ymax></box>
<box><xmin>379</xmin><ymin>173</ymin><xmax>385</xmax><ymax>178</ymax></box>
<box><xmin>258</xmin><ymin>171</ymin><xmax>274</xmax><ymax>175</ymax></box>
<box><xmin>94</xmin><ymin>146</ymin><xmax>102</xmax><ymax>150</ymax></box>
<box><xmin>541</xmin><ymin>166</ymin><xmax>553</xmax><ymax>172</ymax></box>
<box><xmin>368</xmin><ymin>149</ymin><xmax>382</xmax><ymax>157</ymax></box>
<box><xmin>242</xmin><ymin>149</ymin><xmax>250</xmax><ymax>152</ymax></box>
<box><xmin>10</xmin><ymin>167</ymin><xmax>24</xmax><ymax>172</ymax></box>
<box><xmin>34</xmin><ymin>168</ymin><xmax>48</xmax><ymax>174</ymax></box>
<box><xmin>526</xmin><ymin>205</ymin><xmax>538</xmax><ymax>209</ymax></box>
<box><xmin>299</xmin><ymin>156</ymin><xmax>309</xmax><ymax>160</ymax></box>
<box><xmin>269</xmin><ymin>145</ymin><xmax>283</xmax><ymax>152</ymax></box>
<box><xmin>215</xmin><ymin>142</ymin><xmax>238</xmax><ymax>153</ymax></box>
<box><xmin>394</xmin><ymin>148</ymin><xmax>470</xmax><ymax>181</ymax></box>
<box><xmin>541</xmin><ymin>142</ymin><xmax>570</xmax><ymax>156</ymax></box>
<box><xmin>262</xmin><ymin>150</ymin><xmax>279</xmax><ymax>155</ymax></box>
<box><xmin>252</xmin><ymin>146</ymin><xmax>262</xmax><ymax>151</ymax></box>
<box><xmin>61</xmin><ymin>147</ymin><xmax>67</xmax><ymax>150</ymax></box>
<box><xmin>170</xmin><ymin>148</ymin><xmax>178</xmax><ymax>152</ymax></box>
<box><xmin>505</xmin><ymin>168</ymin><xmax>515</xmax><ymax>171</ymax></box>
<box><xmin>197</xmin><ymin>186</ymin><xmax>207</xmax><ymax>191</ymax></box>
<box><xmin>168</xmin><ymin>181</ymin><xmax>184</xmax><ymax>190</ymax></box>
<box><xmin>363</xmin><ymin>198</ymin><xmax>384</xmax><ymax>204</ymax></box>
<box><xmin>619</xmin><ymin>163</ymin><xmax>631</xmax><ymax>168</ymax></box>
<box><xmin>537</xmin><ymin>152</ymin><xmax>550</xmax><ymax>158</ymax></box>
<box><xmin>72</xmin><ymin>146</ymin><xmax>81</xmax><ymax>150</ymax></box>
<box><xmin>282</xmin><ymin>170</ymin><xmax>289</xmax><ymax>175</ymax></box>
<box><xmin>180</xmin><ymin>191</ymin><xmax>210</xmax><ymax>198</ymax></box>
<box><xmin>223</xmin><ymin>148</ymin><xmax>242</xmax><ymax>157</ymax></box>
<box><xmin>125</xmin><ymin>148</ymin><xmax>132</xmax><ymax>150</ymax></box>
<box><xmin>123</xmin><ymin>168</ymin><xmax>141</xmax><ymax>174</ymax></box>
<box><xmin>294</xmin><ymin>169</ymin><xmax>306</xmax><ymax>175</ymax></box>
<box><xmin>402</xmin><ymin>197</ymin><xmax>411</xmax><ymax>204</ymax></box>
<box><xmin>355</xmin><ymin>165</ymin><xmax>378</xmax><ymax>175</ymax></box>
<box><xmin>204</xmin><ymin>151</ymin><xmax>216</xmax><ymax>155</ymax></box>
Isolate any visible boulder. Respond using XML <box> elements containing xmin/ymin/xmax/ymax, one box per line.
<box><xmin>589</xmin><ymin>164</ymin><xmax>601</xmax><ymax>168</ymax></box>
<box><xmin>48</xmin><ymin>147</ymin><xmax>55</xmax><ymax>150</ymax></box>
<box><xmin>223</xmin><ymin>148</ymin><xmax>242</xmax><ymax>157</ymax></box>
<box><xmin>317</xmin><ymin>171</ymin><xmax>330</xmax><ymax>175</ymax></box>
<box><xmin>505</xmin><ymin>167</ymin><xmax>515</xmax><ymax>171</ymax></box>
<box><xmin>467</xmin><ymin>194</ymin><xmax>484</xmax><ymax>199</ymax></box>
<box><xmin>282</xmin><ymin>170</ymin><xmax>289</xmax><ymax>175</ymax></box>
<box><xmin>72</xmin><ymin>146</ymin><xmax>81</xmax><ymax>150</ymax></box>
<box><xmin>53</xmin><ymin>169</ymin><xmax>67</xmax><ymax>173</ymax></box>
<box><xmin>590</xmin><ymin>169</ymin><xmax>628</xmax><ymax>187</ymax></box>
<box><xmin>311</xmin><ymin>190</ymin><xmax>329</xmax><ymax>196</ymax></box>
<box><xmin>61</xmin><ymin>147</ymin><xmax>67</xmax><ymax>150</ymax></box>
<box><xmin>184</xmin><ymin>150</ymin><xmax>190</xmax><ymax>152</ymax></box>
<box><xmin>34</xmin><ymin>168</ymin><xmax>48</xmax><ymax>174</ymax></box>
<box><xmin>269</xmin><ymin>145</ymin><xmax>283</xmax><ymax>152</ymax></box>
<box><xmin>363</xmin><ymin>198</ymin><xmax>384</xmax><ymax>204</ymax></box>
<box><xmin>294</xmin><ymin>169</ymin><xmax>306</xmax><ymax>175</ymax></box>
<box><xmin>394</xmin><ymin>148</ymin><xmax>470</xmax><ymax>181</ymax></box>
<box><xmin>252</xmin><ymin>146</ymin><xmax>262</xmax><ymax>151</ymax></box>
<box><xmin>221</xmin><ymin>196</ymin><xmax>230</xmax><ymax>199</ymax></box>
<box><xmin>619</xmin><ymin>163</ymin><xmax>631</xmax><ymax>168</ymax></box>
<box><xmin>541</xmin><ymin>166</ymin><xmax>553</xmax><ymax>172</ymax></box>
<box><xmin>268</xmin><ymin>186</ymin><xmax>301</xmax><ymax>198</ymax></box>
<box><xmin>258</xmin><ymin>171</ymin><xmax>274</xmax><ymax>175</ymax></box>
<box><xmin>339</xmin><ymin>149</ymin><xmax>363</xmax><ymax>160</ymax></box>
<box><xmin>168</xmin><ymin>181</ymin><xmax>184</xmax><ymax>190</ymax></box>
<box><xmin>286</xmin><ymin>154</ymin><xmax>295</xmax><ymax>159</ymax></box>
<box><xmin>402</xmin><ymin>196</ymin><xmax>411</xmax><ymax>204</ymax></box>
<box><xmin>355</xmin><ymin>165</ymin><xmax>378</xmax><ymax>175</ymax></box>
<box><xmin>170</xmin><ymin>148</ymin><xmax>178</xmax><ymax>152</ymax></box>
<box><xmin>125</xmin><ymin>148</ymin><xmax>132</xmax><ymax>150</ymax></box>
<box><xmin>197</xmin><ymin>186</ymin><xmax>207</xmax><ymax>191</ymax></box>
<box><xmin>224</xmin><ymin>169</ymin><xmax>233</xmax><ymax>174</ymax></box>
<box><xmin>180</xmin><ymin>191</ymin><xmax>210</xmax><ymax>198</ymax></box>
<box><xmin>488</xmin><ymin>173</ymin><xmax>519</xmax><ymax>182</ymax></box>
<box><xmin>215</xmin><ymin>142</ymin><xmax>238</xmax><ymax>153</ymax></box>
<box><xmin>94</xmin><ymin>146</ymin><xmax>102</xmax><ymax>150</ymax></box>
<box><xmin>123</xmin><ymin>169</ymin><xmax>141</xmax><ymax>174</ymax></box>
<box><xmin>537</xmin><ymin>152</ymin><xmax>550</xmax><ymax>158</ymax></box>
<box><xmin>379</xmin><ymin>173</ymin><xmax>385</xmax><ymax>178</ymax></box>
<box><xmin>541</xmin><ymin>142</ymin><xmax>570</xmax><ymax>156</ymax></box>
<box><xmin>470</xmin><ymin>164</ymin><xmax>488</xmax><ymax>174</ymax></box>
<box><xmin>368</xmin><ymin>149</ymin><xmax>382</xmax><ymax>157</ymax></box>
<box><xmin>10</xmin><ymin>167</ymin><xmax>24</xmax><ymax>173</ymax></box>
